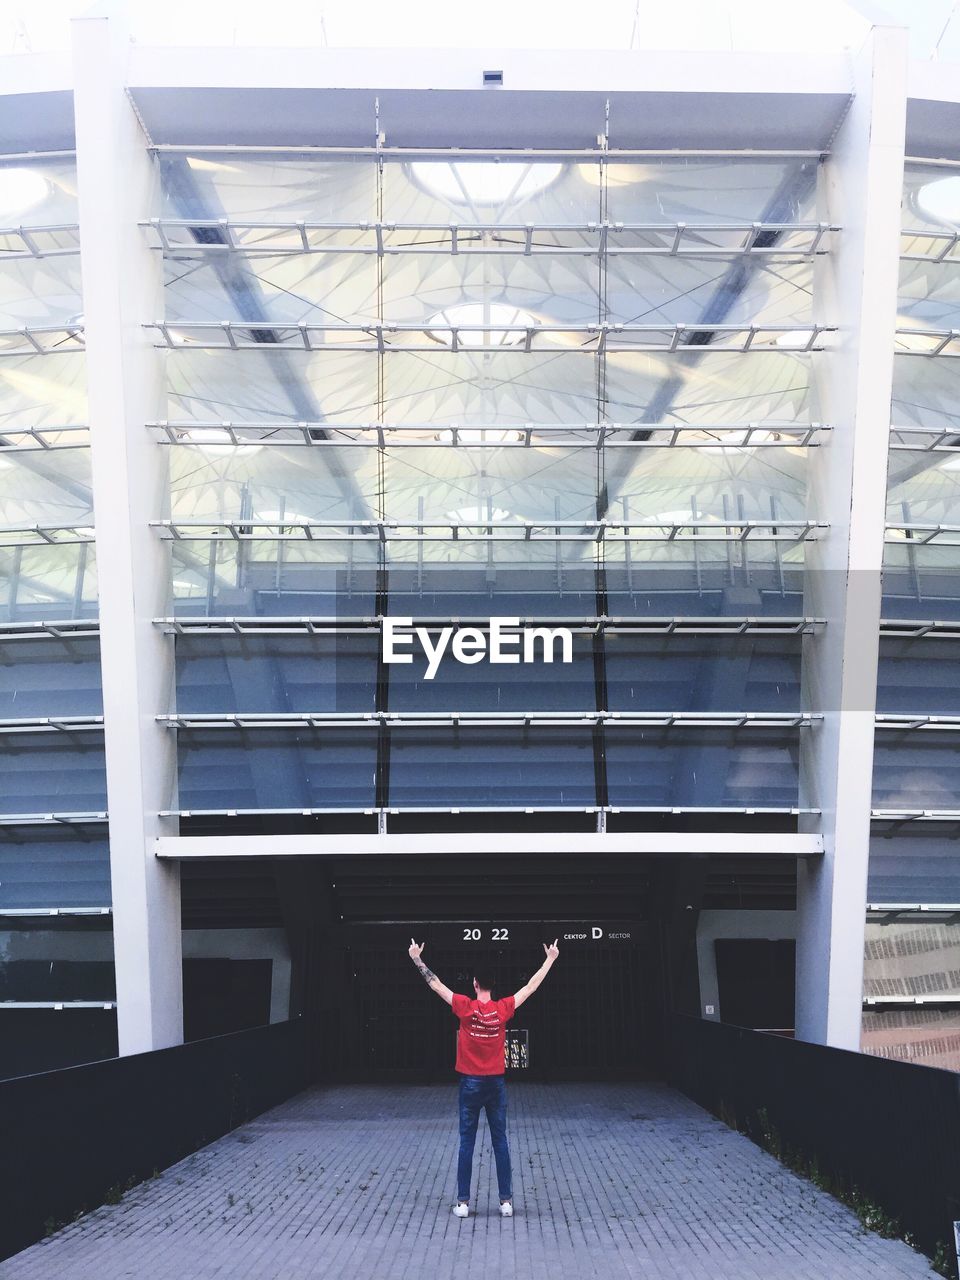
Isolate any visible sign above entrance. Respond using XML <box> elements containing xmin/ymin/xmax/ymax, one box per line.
<box><xmin>347</xmin><ymin>922</ymin><xmax>637</xmax><ymax>947</ymax></box>
<box><xmin>381</xmin><ymin>617</ymin><xmax>574</xmax><ymax>680</ymax></box>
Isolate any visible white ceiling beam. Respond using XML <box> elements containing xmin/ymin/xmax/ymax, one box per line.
<box><xmin>156</xmin><ymin>831</ymin><xmax>823</xmax><ymax>860</ymax></box>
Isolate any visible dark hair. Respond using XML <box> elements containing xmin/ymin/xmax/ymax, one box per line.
<box><xmin>473</xmin><ymin>972</ymin><xmax>496</xmax><ymax>995</ymax></box>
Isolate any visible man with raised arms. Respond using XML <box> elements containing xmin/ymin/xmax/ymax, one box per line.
<box><xmin>407</xmin><ymin>937</ymin><xmax>560</xmax><ymax>1217</ymax></box>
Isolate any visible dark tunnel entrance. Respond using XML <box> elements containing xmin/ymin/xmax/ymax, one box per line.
<box><xmin>177</xmin><ymin>850</ymin><xmax>798</xmax><ymax>1082</ymax></box>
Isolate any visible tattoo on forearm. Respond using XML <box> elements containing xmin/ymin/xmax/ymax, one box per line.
<box><xmin>414</xmin><ymin>958</ymin><xmax>436</xmax><ymax>985</ymax></box>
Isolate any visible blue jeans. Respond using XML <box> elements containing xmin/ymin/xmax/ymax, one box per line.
<box><xmin>457</xmin><ymin>1073</ymin><xmax>512</xmax><ymax>1202</ymax></box>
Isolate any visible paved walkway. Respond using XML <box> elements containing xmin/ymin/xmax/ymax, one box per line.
<box><xmin>0</xmin><ymin>1082</ymin><xmax>933</xmax><ymax>1280</ymax></box>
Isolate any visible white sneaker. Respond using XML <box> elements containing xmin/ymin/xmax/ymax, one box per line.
<box><xmin>500</xmin><ymin>1201</ymin><xmax>513</xmax><ymax>1217</ymax></box>
<box><xmin>453</xmin><ymin>1202</ymin><xmax>469</xmax><ymax>1218</ymax></box>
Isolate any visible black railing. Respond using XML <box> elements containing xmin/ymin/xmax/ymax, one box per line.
<box><xmin>0</xmin><ymin>1018</ymin><xmax>309</xmax><ymax>1263</ymax></box>
<box><xmin>668</xmin><ymin>1014</ymin><xmax>960</xmax><ymax>1261</ymax></box>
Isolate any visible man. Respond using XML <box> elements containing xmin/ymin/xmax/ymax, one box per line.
<box><xmin>408</xmin><ymin>936</ymin><xmax>560</xmax><ymax>1218</ymax></box>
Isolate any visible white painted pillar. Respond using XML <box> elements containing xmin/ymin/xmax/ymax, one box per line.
<box><xmin>72</xmin><ymin>4</ymin><xmax>183</xmax><ymax>1053</ymax></box>
<box><xmin>796</xmin><ymin>23</ymin><xmax>907</xmax><ymax>1048</ymax></box>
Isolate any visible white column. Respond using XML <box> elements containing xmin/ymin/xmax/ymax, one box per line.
<box><xmin>72</xmin><ymin>5</ymin><xmax>183</xmax><ymax>1053</ymax></box>
<box><xmin>796</xmin><ymin>23</ymin><xmax>907</xmax><ymax>1048</ymax></box>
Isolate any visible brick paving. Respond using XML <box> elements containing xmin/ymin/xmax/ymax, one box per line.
<box><xmin>0</xmin><ymin>1082</ymin><xmax>934</xmax><ymax>1280</ymax></box>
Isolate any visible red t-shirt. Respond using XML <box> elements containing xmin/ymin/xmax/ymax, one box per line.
<box><xmin>451</xmin><ymin>994</ymin><xmax>516</xmax><ymax>1075</ymax></box>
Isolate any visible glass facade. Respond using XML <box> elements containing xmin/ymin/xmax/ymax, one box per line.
<box><xmin>154</xmin><ymin>152</ymin><xmax>822</xmax><ymax>819</ymax></box>
<box><xmin>0</xmin><ymin>157</ymin><xmax>114</xmax><ymax>1039</ymax></box>
<box><xmin>5</xmin><ymin>44</ymin><xmax>960</xmax><ymax>1080</ymax></box>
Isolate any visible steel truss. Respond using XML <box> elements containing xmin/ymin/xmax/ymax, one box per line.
<box><xmin>151</xmin><ymin>517</ymin><xmax>825</xmax><ymax>544</ymax></box>
<box><xmin>157</xmin><ymin>710</ymin><xmax>817</xmax><ymax>729</ymax></box>
<box><xmin>901</xmin><ymin>228</ymin><xmax>960</xmax><ymax>262</ymax></box>
<box><xmin>155</xmin><ymin>615</ymin><xmax>822</xmax><ymax>636</ymax></box>
<box><xmin>885</xmin><ymin>524</ymin><xmax>960</xmax><ymax>547</ymax></box>
<box><xmin>0</xmin><ymin>525</ymin><xmax>94</xmax><ymax>546</ymax></box>
<box><xmin>0</xmin><ymin>224</ymin><xmax>81</xmax><ymax>260</ymax></box>
<box><xmin>889</xmin><ymin>425</ymin><xmax>960</xmax><ymax>451</ymax></box>
<box><xmin>895</xmin><ymin>327</ymin><xmax>960</xmax><ymax>356</ymax></box>
<box><xmin>0</xmin><ymin>424</ymin><xmax>90</xmax><ymax>452</ymax></box>
<box><xmin>148</xmin><ymin>319</ymin><xmax>835</xmax><ymax>354</ymax></box>
<box><xmin>148</xmin><ymin>420</ymin><xmax>830</xmax><ymax>448</ymax></box>
<box><xmin>0</xmin><ymin>325</ymin><xmax>85</xmax><ymax>356</ymax></box>
<box><xmin>145</xmin><ymin>216</ymin><xmax>838</xmax><ymax>260</ymax></box>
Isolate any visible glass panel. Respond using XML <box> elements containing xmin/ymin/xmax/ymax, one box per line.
<box><xmin>0</xmin><ymin>637</ymin><xmax>102</xmax><ymax>716</ymax></box>
<box><xmin>382</xmin><ymin>444</ymin><xmax>597</xmax><ymax>525</ymax></box>
<box><xmin>0</xmin><ymin>941</ymin><xmax>115</xmax><ymax>1001</ymax></box>
<box><xmin>0</xmin><ymin>352</ymin><xmax>87</xmax><ymax>432</ymax></box>
<box><xmin>901</xmin><ymin>162</ymin><xmax>960</xmax><ymax>327</ymax></box>
<box><xmin>165</xmin><ymin>253</ymin><xmax>379</xmax><ymax>326</ymax></box>
<box><xmin>171</xmin><ymin>539</ymin><xmax>378</xmax><ymax>618</ymax></box>
<box><xmin>0</xmin><ymin>158</ymin><xmax>78</xmax><ymax>227</ymax></box>
<box><xmin>610</xmin><ymin>442</ymin><xmax>806</xmax><ymax>522</ymax></box>
<box><xmin>893</xmin><ymin>351</ymin><xmax>960</xmax><ymax>432</ymax></box>
<box><xmin>877</xmin><ymin>636</ymin><xmax>960</xmax><ymax>714</ymax></box>
<box><xmin>159</xmin><ymin>154</ymin><xmax>377</xmax><ymax>224</ymax></box>
<box><xmin>383</xmin><ymin>158</ymin><xmax>601</xmax><ymax>226</ymax></box>
<box><xmin>887</xmin><ymin>448</ymin><xmax>960</xmax><ymax>526</ymax></box>
<box><xmin>384</xmin><ymin>349</ymin><xmax>598</xmax><ymax>423</ymax></box>
<box><xmin>384</xmin><ymin>540</ymin><xmax>597</xmax><ymax>617</ymax></box>
<box><xmin>605</xmin><ymin>350</ymin><xmax>814</xmax><ymax>425</ymax></box>
<box><xmin>606</xmin><ymin>257</ymin><xmax>811</xmax><ymax>329</ymax></box>
<box><xmin>381</xmin><ymin>252</ymin><xmax>601</xmax><ymax>327</ymax></box>
<box><xmin>605</xmin><ymin>158</ymin><xmax>818</xmax><ymax>225</ymax></box>
<box><xmin>605</xmin><ymin>728</ymin><xmax>799</xmax><ymax>806</ymax></box>
<box><xmin>176</xmin><ymin>728</ymin><xmax>377</xmax><ymax>808</ymax></box>
<box><xmin>0</xmin><ymin>544</ymin><xmax>98</xmax><ymax>622</ymax></box>
<box><xmin>0</xmin><ymin>256</ymin><xmax>83</xmax><ymax>327</ymax></box>
<box><xmin>165</xmin><ymin>348</ymin><xmax>379</xmax><ymax>423</ymax></box>
<box><xmin>175</xmin><ymin>633</ymin><xmax>377</xmax><ymax>713</ymax></box>
<box><xmin>387</xmin><ymin>727</ymin><xmax>596</xmax><ymax>807</ymax></box>
<box><xmin>0</xmin><ymin>447</ymin><xmax>93</xmax><ymax>525</ymax></box>
<box><xmin>603</xmin><ymin>543</ymin><xmax>805</xmax><ymax>618</ymax></box>
<box><xmin>882</xmin><ymin>545</ymin><xmax>960</xmax><ymax>619</ymax></box>
<box><xmin>862</xmin><ymin>1009</ymin><xmax>960</xmax><ymax>1070</ymax></box>
<box><xmin>0</xmin><ymin>732</ymin><xmax>106</xmax><ymax>813</ymax></box>
<box><xmin>606</xmin><ymin>634</ymin><xmax>801</xmax><ymax>711</ymax></box>
<box><xmin>868</xmin><ymin>833</ymin><xmax>960</xmax><ymax>904</ymax></box>
<box><xmin>169</xmin><ymin>444</ymin><xmax>373</xmax><ymax>523</ymax></box>
<box><xmin>387</xmin><ymin>631</ymin><xmax>596</xmax><ymax>711</ymax></box>
<box><xmin>0</xmin><ymin>828</ymin><xmax>110</xmax><ymax>909</ymax></box>
<box><xmin>864</xmin><ymin>919</ymin><xmax>960</xmax><ymax>999</ymax></box>
<box><xmin>873</xmin><ymin>733</ymin><xmax>960</xmax><ymax>808</ymax></box>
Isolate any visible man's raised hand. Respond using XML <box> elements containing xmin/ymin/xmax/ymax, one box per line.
<box><xmin>544</xmin><ymin>939</ymin><xmax>559</xmax><ymax>961</ymax></box>
<box><xmin>409</xmin><ymin>939</ymin><xmax>424</xmax><ymax>960</ymax></box>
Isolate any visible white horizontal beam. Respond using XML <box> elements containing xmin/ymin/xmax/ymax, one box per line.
<box><xmin>164</xmin><ymin>804</ymin><xmax>816</xmax><ymax>818</ymax></box>
<box><xmin>128</xmin><ymin>45</ymin><xmax>854</xmax><ymax>96</ymax></box>
<box><xmin>157</xmin><ymin>830</ymin><xmax>823</xmax><ymax>859</ymax></box>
